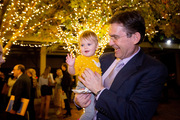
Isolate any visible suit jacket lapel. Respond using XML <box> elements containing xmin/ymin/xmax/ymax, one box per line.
<box><xmin>110</xmin><ymin>50</ymin><xmax>144</xmax><ymax>91</ymax></box>
<box><xmin>100</xmin><ymin>52</ymin><xmax>116</xmax><ymax>75</ymax></box>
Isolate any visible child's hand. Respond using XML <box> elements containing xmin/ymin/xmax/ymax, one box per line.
<box><xmin>66</xmin><ymin>53</ymin><xmax>75</xmax><ymax>67</ymax></box>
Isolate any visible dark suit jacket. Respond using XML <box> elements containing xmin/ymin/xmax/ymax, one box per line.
<box><xmin>96</xmin><ymin>50</ymin><xmax>168</xmax><ymax>120</ymax></box>
<box><xmin>11</xmin><ymin>74</ymin><xmax>31</xmax><ymax>112</ymax></box>
<box><xmin>61</xmin><ymin>70</ymin><xmax>72</xmax><ymax>93</ymax></box>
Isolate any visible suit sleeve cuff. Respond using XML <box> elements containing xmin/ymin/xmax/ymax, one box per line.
<box><xmin>95</xmin><ymin>88</ymin><xmax>106</xmax><ymax>100</ymax></box>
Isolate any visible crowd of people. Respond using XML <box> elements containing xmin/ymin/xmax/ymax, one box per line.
<box><xmin>0</xmin><ymin>10</ymin><xmax>168</xmax><ymax>120</ymax></box>
<box><xmin>0</xmin><ymin>63</ymin><xmax>73</xmax><ymax>120</ymax></box>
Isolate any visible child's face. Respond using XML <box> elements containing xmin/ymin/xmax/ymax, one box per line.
<box><xmin>80</xmin><ymin>39</ymin><xmax>98</xmax><ymax>57</ymax></box>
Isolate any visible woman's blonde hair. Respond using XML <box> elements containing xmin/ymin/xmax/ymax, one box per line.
<box><xmin>26</xmin><ymin>68</ymin><xmax>37</xmax><ymax>79</ymax></box>
<box><xmin>26</xmin><ymin>68</ymin><xmax>37</xmax><ymax>88</ymax></box>
<box><xmin>42</xmin><ymin>66</ymin><xmax>51</xmax><ymax>78</ymax></box>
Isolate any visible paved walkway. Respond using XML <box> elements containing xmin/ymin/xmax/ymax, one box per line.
<box><xmin>34</xmin><ymin>98</ymin><xmax>83</xmax><ymax>120</ymax></box>
<box><xmin>1</xmin><ymin>98</ymin><xmax>180</xmax><ymax>120</ymax></box>
<box><xmin>152</xmin><ymin>99</ymin><xmax>180</xmax><ymax>120</ymax></box>
<box><xmin>35</xmin><ymin>98</ymin><xmax>180</xmax><ymax>120</ymax></box>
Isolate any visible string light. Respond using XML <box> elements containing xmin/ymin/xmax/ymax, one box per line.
<box><xmin>1</xmin><ymin>0</ymin><xmax>54</xmax><ymax>54</ymax></box>
<box><xmin>55</xmin><ymin>0</ymin><xmax>112</xmax><ymax>57</ymax></box>
<box><xmin>0</xmin><ymin>0</ymin><xmax>179</xmax><ymax>56</ymax></box>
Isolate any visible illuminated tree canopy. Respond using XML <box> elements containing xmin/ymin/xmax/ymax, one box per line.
<box><xmin>0</xmin><ymin>0</ymin><xmax>179</xmax><ymax>57</ymax></box>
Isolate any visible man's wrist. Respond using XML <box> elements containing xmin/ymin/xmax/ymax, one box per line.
<box><xmin>95</xmin><ymin>90</ymin><xmax>101</xmax><ymax>96</ymax></box>
<box><xmin>95</xmin><ymin>88</ymin><xmax>104</xmax><ymax>96</ymax></box>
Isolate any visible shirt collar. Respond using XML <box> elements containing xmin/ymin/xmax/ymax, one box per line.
<box><xmin>120</xmin><ymin>47</ymin><xmax>140</xmax><ymax>65</ymax></box>
<box><xmin>17</xmin><ymin>73</ymin><xmax>23</xmax><ymax>79</ymax></box>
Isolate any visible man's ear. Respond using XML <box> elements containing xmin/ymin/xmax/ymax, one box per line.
<box><xmin>133</xmin><ymin>32</ymin><xmax>141</xmax><ymax>44</ymax></box>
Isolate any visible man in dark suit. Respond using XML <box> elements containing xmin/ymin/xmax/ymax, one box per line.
<box><xmin>75</xmin><ymin>10</ymin><xmax>168</xmax><ymax>120</ymax></box>
<box><xmin>8</xmin><ymin>64</ymin><xmax>31</xmax><ymax>120</ymax></box>
<box><xmin>61</xmin><ymin>63</ymin><xmax>72</xmax><ymax>118</ymax></box>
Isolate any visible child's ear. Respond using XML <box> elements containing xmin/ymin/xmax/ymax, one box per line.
<box><xmin>96</xmin><ymin>44</ymin><xmax>99</xmax><ymax>50</ymax></box>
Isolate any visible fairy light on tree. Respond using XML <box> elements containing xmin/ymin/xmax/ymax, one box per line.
<box><xmin>55</xmin><ymin>0</ymin><xmax>113</xmax><ymax>57</ymax></box>
<box><xmin>54</xmin><ymin>0</ymin><xmax>179</xmax><ymax>56</ymax></box>
<box><xmin>0</xmin><ymin>0</ymin><xmax>179</xmax><ymax>57</ymax></box>
<box><xmin>0</xmin><ymin>0</ymin><xmax>55</xmax><ymax>55</ymax></box>
<box><xmin>112</xmin><ymin>0</ymin><xmax>180</xmax><ymax>43</ymax></box>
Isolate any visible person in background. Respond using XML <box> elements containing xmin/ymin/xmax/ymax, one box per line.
<box><xmin>26</xmin><ymin>68</ymin><xmax>37</xmax><ymax>120</ymax></box>
<box><xmin>66</xmin><ymin>30</ymin><xmax>101</xmax><ymax>120</ymax></box>
<box><xmin>8</xmin><ymin>64</ymin><xmax>31</xmax><ymax>120</ymax></box>
<box><xmin>54</xmin><ymin>69</ymin><xmax>66</xmax><ymax>116</ymax></box>
<box><xmin>7</xmin><ymin>73</ymin><xmax>17</xmax><ymax>101</ymax></box>
<box><xmin>0</xmin><ymin>45</ymin><xmax>5</xmax><ymax>65</ymax></box>
<box><xmin>75</xmin><ymin>10</ymin><xmax>168</xmax><ymax>120</ymax></box>
<box><xmin>38</xmin><ymin>66</ymin><xmax>55</xmax><ymax>120</ymax></box>
<box><xmin>61</xmin><ymin>63</ymin><xmax>72</xmax><ymax>118</ymax></box>
<box><xmin>71</xmin><ymin>76</ymin><xmax>77</xmax><ymax>101</ymax></box>
<box><xmin>0</xmin><ymin>71</ymin><xmax>7</xmax><ymax>111</ymax></box>
<box><xmin>0</xmin><ymin>45</ymin><xmax>5</xmax><ymax>112</ymax></box>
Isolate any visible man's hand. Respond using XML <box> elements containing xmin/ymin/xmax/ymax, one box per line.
<box><xmin>78</xmin><ymin>68</ymin><xmax>104</xmax><ymax>95</ymax></box>
<box><xmin>9</xmin><ymin>109</ymin><xmax>16</xmax><ymax>114</ymax></box>
<box><xmin>74</xmin><ymin>93</ymin><xmax>91</xmax><ymax>108</ymax></box>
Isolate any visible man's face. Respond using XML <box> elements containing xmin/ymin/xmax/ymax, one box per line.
<box><xmin>0</xmin><ymin>46</ymin><xmax>5</xmax><ymax>65</ymax></box>
<box><xmin>13</xmin><ymin>65</ymin><xmax>21</xmax><ymax>77</ymax></box>
<box><xmin>108</xmin><ymin>23</ymin><xmax>137</xmax><ymax>59</ymax></box>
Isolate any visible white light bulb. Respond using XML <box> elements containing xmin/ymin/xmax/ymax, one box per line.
<box><xmin>166</xmin><ymin>39</ymin><xmax>171</xmax><ymax>45</ymax></box>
